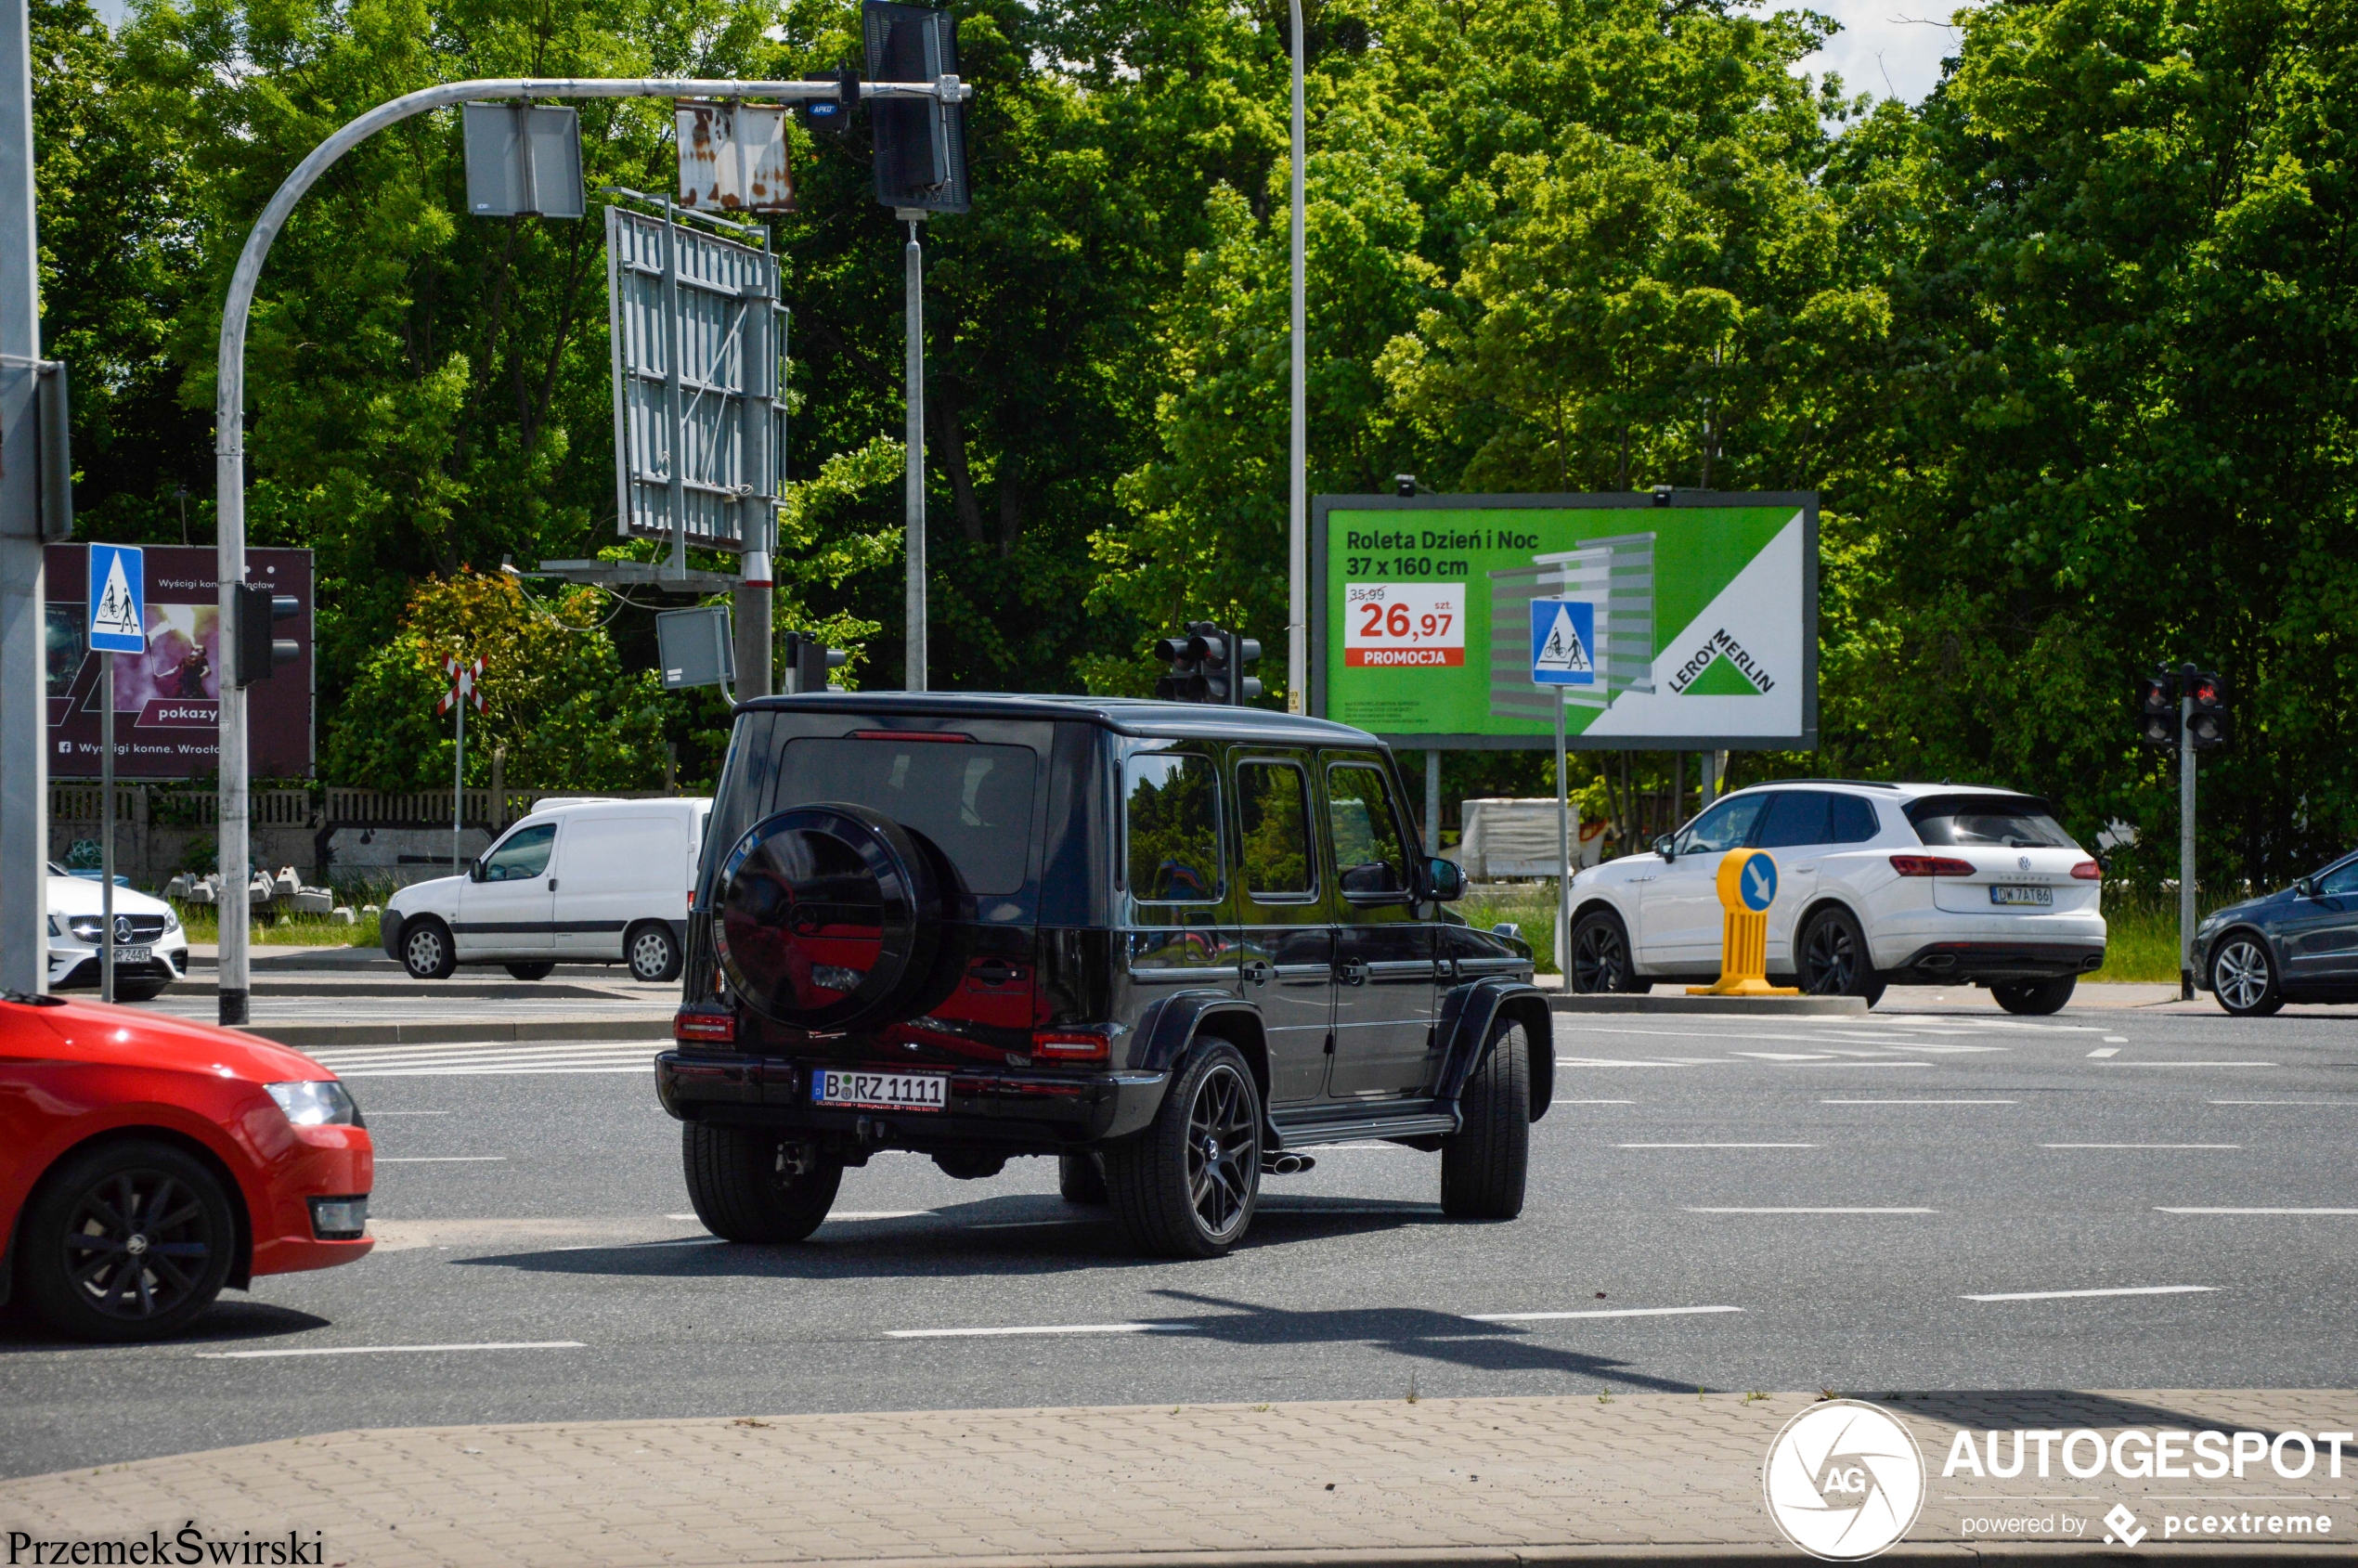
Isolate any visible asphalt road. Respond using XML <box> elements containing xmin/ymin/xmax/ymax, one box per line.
<box><xmin>6</xmin><ymin>1000</ymin><xmax>2357</xmax><ymax>1478</ymax></box>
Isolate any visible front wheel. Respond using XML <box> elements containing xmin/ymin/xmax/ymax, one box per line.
<box><xmin>20</xmin><ymin>1139</ymin><xmax>236</xmax><ymax>1341</ymax></box>
<box><xmin>2210</xmin><ymin>937</ymin><xmax>2283</xmax><ymax>1017</ymax></box>
<box><xmin>1104</xmin><ymin>1039</ymin><xmax>1262</xmax><ymax>1258</ymax></box>
<box><xmin>681</xmin><ymin>1125</ymin><xmax>843</xmax><ymax>1243</ymax></box>
<box><xmin>401</xmin><ymin>916</ymin><xmax>458</xmax><ymax>980</ymax></box>
<box><xmin>1442</xmin><ymin>1020</ymin><xmax>1530</xmax><ymax>1219</ymax></box>
<box><xmin>1797</xmin><ymin>907</ymin><xmax>1882</xmax><ymax>1004</ymax></box>
<box><xmin>1568</xmin><ymin>911</ymin><xmax>1641</xmax><ymax>994</ymax></box>
<box><xmin>628</xmin><ymin>922</ymin><xmax>683</xmax><ymax>984</ymax></box>
<box><xmin>1991</xmin><ymin>976</ymin><xmax>2077</xmax><ymax>1016</ymax></box>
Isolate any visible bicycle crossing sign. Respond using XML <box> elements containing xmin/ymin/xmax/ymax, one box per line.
<box><xmin>1529</xmin><ymin>597</ymin><xmax>1594</xmax><ymax>686</ymax></box>
<box><xmin>86</xmin><ymin>544</ymin><xmax>146</xmax><ymax>654</ymax></box>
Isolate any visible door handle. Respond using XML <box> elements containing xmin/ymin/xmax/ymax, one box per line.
<box><xmin>548</xmin><ymin>877</ymin><xmax>559</xmax><ymax>891</ymax></box>
<box><xmin>1241</xmin><ymin>960</ymin><xmax>1271</xmax><ymax>986</ymax></box>
<box><xmin>1336</xmin><ymin>958</ymin><xmax>1368</xmax><ymax>986</ymax></box>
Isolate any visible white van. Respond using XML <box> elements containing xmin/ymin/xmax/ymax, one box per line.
<box><xmin>382</xmin><ymin>797</ymin><xmax>710</xmax><ymax>983</ymax></box>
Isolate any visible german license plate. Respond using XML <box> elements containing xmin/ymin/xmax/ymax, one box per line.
<box><xmin>1989</xmin><ymin>885</ymin><xmax>2052</xmax><ymax>907</ymax></box>
<box><xmin>111</xmin><ymin>945</ymin><xmax>151</xmax><ymax>964</ymax></box>
<box><xmin>810</xmin><ymin>1069</ymin><xmax>947</xmax><ymax>1112</ymax></box>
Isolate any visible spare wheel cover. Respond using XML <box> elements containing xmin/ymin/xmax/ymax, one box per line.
<box><xmin>714</xmin><ymin>803</ymin><xmax>943</xmax><ymax>1031</ymax></box>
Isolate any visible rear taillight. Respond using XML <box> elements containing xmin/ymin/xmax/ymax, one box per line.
<box><xmin>1032</xmin><ymin>1030</ymin><xmax>1109</xmax><ymax>1061</ymax></box>
<box><xmin>674</xmin><ymin>1009</ymin><xmax>736</xmax><ymax>1044</ymax></box>
<box><xmin>2071</xmin><ymin>861</ymin><xmax>2101</xmax><ymax>880</ymax></box>
<box><xmin>1889</xmin><ymin>854</ymin><xmax>1976</xmax><ymax>877</ymax></box>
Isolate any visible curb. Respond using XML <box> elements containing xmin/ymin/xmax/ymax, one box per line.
<box><xmin>173</xmin><ymin>978</ymin><xmax>636</xmax><ymax>1000</ymax></box>
<box><xmin>1548</xmin><ymin>993</ymin><xmax>1868</xmax><ymax>1017</ymax></box>
<box><xmin>231</xmin><ymin>1017</ymin><xmax>672</xmax><ymax>1048</ymax></box>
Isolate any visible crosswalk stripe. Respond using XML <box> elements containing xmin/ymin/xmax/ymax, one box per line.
<box><xmin>304</xmin><ymin>1037</ymin><xmax>667</xmax><ymax>1063</ymax></box>
<box><xmin>340</xmin><ymin>1061</ymin><xmax>658</xmax><ymax>1077</ymax></box>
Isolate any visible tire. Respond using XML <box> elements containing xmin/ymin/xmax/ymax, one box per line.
<box><xmin>401</xmin><ymin>916</ymin><xmax>457</xmax><ymax>980</ymax></box>
<box><xmin>19</xmin><ymin>1138</ymin><xmax>236</xmax><ymax>1342</ymax></box>
<box><xmin>1991</xmin><ymin>975</ymin><xmax>2078</xmax><ymax>1016</ymax></box>
<box><xmin>2209</xmin><ymin>935</ymin><xmax>2283</xmax><ymax>1017</ymax></box>
<box><xmin>628</xmin><ymin>922</ymin><xmax>683</xmax><ymax>985</ymax></box>
<box><xmin>1104</xmin><ymin>1039</ymin><xmax>1262</xmax><ymax>1259</ymax></box>
<box><xmin>504</xmin><ymin>962</ymin><xmax>554</xmax><ymax>981</ymax></box>
<box><xmin>1058</xmin><ymin>1151</ymin><xmax>1109</xmax><ymax>1205</ymax></box>
<box><xmin>680</xmin><ymin>1124</ymin><xmax>843</xmax><ymax>1243</ymax></box>
<box><xmin>1796</xmin><ymin>906</ymin><xmax>1879</xmax><ymax>1001</ymax></box>
<box><xmin>1442</xmin><ymin>1020</ymin><xmax>1530</xmax><ymax>1219</ymax></box>
<box><xmin>1568</xmin><ymin>910</ymin><xmax>1644</xmax><ymax>995</ymax></box>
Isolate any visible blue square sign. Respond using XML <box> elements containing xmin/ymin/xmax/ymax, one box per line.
<box><xmin>1530</xmin><ymin>597</ymin><xmax>1595</xmax><ymax>686</ymax></box>
<box><xmin>86</xmin><ymin>544</ymin><xmax>147</xmax><ymax>654</ymax></box>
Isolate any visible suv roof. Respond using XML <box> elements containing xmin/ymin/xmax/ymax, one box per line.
<box><xmin>738</xmin><ymin>691</ymin><xmax>1380</xmax><ymax>747</ymax></box>
<box><xmin>1725</xmin><ymin>779</ymin><xmax>2042</xmax><ymax>801</ymax></box>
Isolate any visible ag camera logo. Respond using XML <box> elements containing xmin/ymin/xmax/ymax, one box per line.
<box><xmin>1762</xmin><ymin>1400</ymin><xmax>1926</xmax><ymax>1560</ymax></box>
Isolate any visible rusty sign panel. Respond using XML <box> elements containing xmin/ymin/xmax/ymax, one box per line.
<box><xmin>675</xmin><ymin>102</ymin><xmax>794</xmax><ymax>214</ymax></box>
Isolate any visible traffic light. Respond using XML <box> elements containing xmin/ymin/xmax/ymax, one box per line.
<box><xmin>863</xmin><ymin>2</ymin><xmax>969</xmax><ymax>214</ymax></box>
<box><xmin>783</xmin><ymin>630</ymin><xmax>848</xmax><ymax>694</ymax></box>
<box><xmin>230</xmin><ymin>581</ymin><xmax>300</xmax><ymax>687</ymax></box>
<box><xmin>1154</xmin><ymin>622</ymin><xmax>1262</xmax><ymax>706</ymax></box>
<box><xmin>2135</xmin><ymin>672</ymin><xmax>2178</xmax><ymax>747</ymax></box>
<box><xmin>2184</xmin><ymin>668</ymin><xmax>2230</xmax><ymax>750</ymax></box>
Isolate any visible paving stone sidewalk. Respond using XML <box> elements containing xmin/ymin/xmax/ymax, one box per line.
<box><xmin>3</xmin><ymin>1391</ymin><xmax>2353</xmax><ymax>1567</ymax></box>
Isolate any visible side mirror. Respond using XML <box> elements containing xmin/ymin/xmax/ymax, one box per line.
<box><xmin>2294</xmin><ymin>876</ymin><xmax>2316</xmax><ymax>899</ymax></box>
<box><xmin>1426</xmin><ymin>857</ymin><xmax>1466</xmax><ymax>902</ymax></box>
<box><xmin>1491</xmin><ymin>921</ymin><xmax>1522</xmax><ymax>940</ymax></box>
<box><xmin>469</xmin><ymin>860</ymin><xmax>487</xmax><ymax>883</ymax></box>
<box><xmin>1653</xmin><ymin>834</ymin><xmax>1677</xmax><ymax>862</ymax></box>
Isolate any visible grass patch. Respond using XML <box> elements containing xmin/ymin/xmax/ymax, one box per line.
<box><xmin>2085</xmin><ymin>888</ymin><xmax>2240</xmax><ymax>985</ymax></box>
<box><xmin>173</xmin><ymin>902</ymin><xmax>381</xmax><ymax>949</ymax></box>
<box><xmin>1458</xmin><ymin>884</ymin><xmax>1561</xmax><ymax>976</ymax></box>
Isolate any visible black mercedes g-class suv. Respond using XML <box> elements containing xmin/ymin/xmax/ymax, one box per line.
<box><xmin>656</xmin><ymin>693</ymin><xmax>1550</xmax><ymax>1258</ymax></box>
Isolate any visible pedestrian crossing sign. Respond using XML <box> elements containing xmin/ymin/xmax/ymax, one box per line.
<box><xmin>86</xmin><ymin>544</ymin><xmax>146</xmax><ymax>654</ymax></box>
<box><xmin>1529</xmin><ymin>597</ymin><xmax>1595</xmax><ymax>686</ymax></box>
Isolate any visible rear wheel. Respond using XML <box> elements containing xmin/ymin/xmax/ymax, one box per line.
<box><xmin>1442</xmin><ymin>1020</ymin><xmax>1530</xmax><ymax>1219</ymax></box>
<box><xmin>1797</xmin><ymin>907</ymin><xmax>1882</xmax><ymax>1004</ymax></box>
<box><xmin>2209</xmin><ymin>936</ymin><xmax>2283</xmax><ymax>1017</ymax></box>
<box><xmin>1057</xmin><ymin>1152</ymin><xmax>1108</xmax><ymax>1205</ymax></box>
<box><xmin>504</xmin><ymin>962</ymin><xmax>554</xmax><ymax>981</ymax></box>
<box><xmin>1568</xmin><ymin>911</ymin><xmax>1643</xmax><ymax>994</ymax></box>
<box><xmin>1105</xmin><ymin>1039</ymin><xmax>1261</xmax><ymax>1259</ymax></box>
<box><xmin>681</xmin><ymin>1125</ymin><xmax>842</xmax><ymax>1243</ymax></box>
<box><xmin>401</xmin><ymin>916</ymin><xmax>457</xmax><ymax>980</ymax></box>
<box><xmin>628</xmin><ymin>922</ymin><xmax>682</xmax><ymax>984</ymax></box>
<box><xmin>1991</xmin><ymin>975</ymin><xmax>2078</xmax><ymax>1016</ymax></box>
<box><xmin>20</xmin><ymin>1139</ymin><xmax>236</xmax><ymax>1342</ymax></box>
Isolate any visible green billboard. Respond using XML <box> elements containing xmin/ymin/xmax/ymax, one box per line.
<box><xmin>1309</xmin><ymin>491</ymin><xmax>1817</xmax><ymax>749</ymax></box>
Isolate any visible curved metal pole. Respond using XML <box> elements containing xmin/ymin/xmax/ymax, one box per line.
<box><xmin>1286</xmin><ymin>2</ymin><xmax>1306</xmax><ymax>714</ymax></box>
<box><xmin>210</xmin><ymin>73</ymin><xmax>966</xmax><ymax>1026</ymax></box>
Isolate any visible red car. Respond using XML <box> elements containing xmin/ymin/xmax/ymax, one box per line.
<box><xmin>1</xmin><ymin>992</ymin><xmax>373</xmax><ymax>1341</ymax></box>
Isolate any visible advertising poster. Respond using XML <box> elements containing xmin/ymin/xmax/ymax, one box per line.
<box><xmin>1311</xmin><ymin>491</ymin><xmax>1816</xmax><ymax>748</ymax></box>
<box><xmin>44</xmin><ymin>544</ymin><xmax>314</xmax><ymax>779</ymax></box>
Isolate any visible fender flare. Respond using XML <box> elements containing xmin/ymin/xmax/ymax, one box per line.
<box><xmin>1432</xmin><ymin>978</ymin><xmax>1554</xmax><ymax>1121</ymax></box>
<box><xmin>1126</xmin><ymin>990</ymin><xmax>1268</xmax><ymax>1082</ymax></box>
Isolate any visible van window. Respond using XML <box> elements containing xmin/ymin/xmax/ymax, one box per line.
<box><xmin>1125</xmin><ymin>753</ymin><xmax>1223</xmax><ymax>903</ymax></box>
<box><xmin>1326</xmin><ymin>763</ymin><xmax>1407</xmax><ymax>898</ymax></box>
<box><xmin>481</xmin><ymin>823</ymin><xmax>556</xmax><ymax>881</ymax></box>
<box><xmin>1236</xmin><ymin>760</ymin><xmax>1314</xmax><ymax>899</ymax></box>
<box><xmin>775</xmin><ymin>737</ymin><xmax>1039</xmax><ymax>895</ymax></box>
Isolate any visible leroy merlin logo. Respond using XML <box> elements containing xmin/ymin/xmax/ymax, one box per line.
<box><xmin>1668</xmin><ymin>628</ymin><xmax>1777</xmax><ymax>696</ymax></box>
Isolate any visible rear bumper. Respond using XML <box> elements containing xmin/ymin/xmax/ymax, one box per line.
<box><xmin>1886</xmin><ymin>940</ymin><xmax>2106</xmax><ymax>984</ymax></box>
<box><xmin>655</xmin><ymin>1052</ymin><xmax>1170</xmax><ymax>1152</ymax></box>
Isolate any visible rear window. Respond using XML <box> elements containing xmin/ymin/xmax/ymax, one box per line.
<box><xmin>1905</xmin><ymin>794</ymin><xmax>2077</xmax><ymax>849</ymax></box>
<box><xmin>775</xmin><ymin>737</ymin><xmax>1039</xmax><ymax>894</ymax></box>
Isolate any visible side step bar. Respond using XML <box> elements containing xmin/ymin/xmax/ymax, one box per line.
<box><xmin>1267</xmin><ymin>1104</ymin><xmax>1460</xmax><ymax>1150</ymax></box>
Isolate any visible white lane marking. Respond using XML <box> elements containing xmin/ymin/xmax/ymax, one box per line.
<box><xmin>2041</xmin><ymin>1144</ymin><xmax>2241</xmax><ymax>1149</ymax></box>
<box><xmin>1964</xmin><ymin>1286</ymin><xmax>2214</xmax><ymax>1302</ymax></box>
<box><xmin>2104</xmin><ymin>1036</ymin><xmax>2129</xmax><ymax>1043</ymax></box>
<box><xmin>968</xmin><ymin>1218</ymin><xmax>1095</xmax><ymax>1230</ymax></box>
<box><xmin>316</xmin><ymin>1046</ymin><xmax>659</xmax><ymax>1066</ymax></box>
<box><xmin>362</xmin><ymin>1110</ymin><xmax>451</xmax><ymax>1116</ymax></box>
<box><xmin>2106</xmin><ymin>1061</ymin><xmax>2276</xmax><ymax>1068</ymax></box>
<box><xmin>552</xmin><ymin>1238</ymin><xmax>722</xmax><ymax>1251</ymax></box>
<box><xmin>827</xmin><ymin>1211</ymin><xmax>933</xmax><ymax>1220</ymax></box>
<box><xmin>1559</xmin><ymin>1100</ymin><xmax>1637</xmax><ymax>1106</ymax></box>
<box><xmin>2156</xmin><ymin>1208</ymin><xmax>2358</xmax><ymax>1215</ymax></box>
<box><xmin>1820</xmin><ymin>1098</ymin><xmax>2016</xmax><ymax>1105</ymax></box>
<box><xmin>195</xmin><ymin>1341</ymin><xmax>584</xmax><ymax>1359</ymax></box>
<box><xmin>1467</xmin><ymin>1305</ymin><xmax>1744</xmax><ymax>1322</ymax></box>
<box><xmin>2088</xmin><ymin>1047</ymin><xmax>2120</xmax><ymax>1058</ymax></box>
<box><xmin>887</xmin><ymin>1322</ymin><xmax>1194</xmax><ymax>1339</ymax></box>
<box><xmin>2209</xmin><ymin>1100</ymin><xmax>2358</xmax><ymax>1106</ymax></box>
<box><xmin>1731</xmin><ymin>1052</ymin><xmax>1837</xmax><ymax>1062</ymax></box>
<box><xmin>1617</xmin><ymin>1142</ymin><xmax>1818</xmax><ymax>1149</ymax></box>
<box><xmin>343</xmin><ymin>1063</ymin><xmax>656</xmax><ymax>1078</ymax></box>
<box><xmin>1557</xmin><ymin>1058</ymin><xmax>1693</xmax><ymax>1068</ymax></box>
<box><xmin>306</xmin><ymin>1038</ymin><xmax>659</xmax><ymax>1060</ymax></box>
<box><xmin>377</xmin><ymin>1156</ymin><xmax>507</xmax><ymax>1163</ymax></box>
<box><xmin>1802</xmin><ymin>1062</ymin><xmax>1930</xmax><ymax>1068</ymax></box>
<box><xmin>1684</xmin><ymin>1207</ymin><xmax>1936</xmax><ymax>1213</ymax></box>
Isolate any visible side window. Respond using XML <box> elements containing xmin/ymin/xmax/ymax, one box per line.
<box><xmin>481</xmin><ymin>823</ymin><xmax>556</xmax><ymax>882</ymax></box>
<box><xmin>1675</xmin><ymin>794</ymin><xmax>1768</xmax><ymax>856</ymax></box>
<box><xmin>1828</xmin><ymin>795</ymin><xmax>1881</xmax><ymax>844</ymax></box>
<box><xmin>1236</xmin><ymin>760</ymin><xmax>1315</xmax><ymax>900</ymax></box>
<box><xmin>1326</xmin><ymin>763</ymin><xmax>1408</xmax><ymax>899</ymax></box>
<box><xmin>1756</xmin><ymin>791</ymin><xmax>1833</xmax><ymax>849</ymax></box>
<box><xmin>2319</xmin><ymin>858</ymin><xmax>2358</xmax><ymax>896</ymax></box>
<box><xmin>1124</xmin><ymin>752</ymin><xmax>1224</xmax><ymax>903</ymax></box>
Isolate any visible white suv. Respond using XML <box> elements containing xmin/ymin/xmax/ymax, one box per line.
<box><xmin>1563</xmin><ymin>782</ymin><xmax>2106</xmax><ymax>1013</ymax></box>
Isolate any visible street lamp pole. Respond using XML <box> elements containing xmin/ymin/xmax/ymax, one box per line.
<box><xmin>206</xmin><ymin>72</ymin><xmax>969</xmax><ymax>1026</ymax></box>
<box><xmin>1286</xmin><ymin>0</ymin><xmax>1306</xmax><ymax>714</ymax></box>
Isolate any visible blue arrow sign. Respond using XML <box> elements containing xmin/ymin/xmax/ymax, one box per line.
<box><xmin>1740</xmin><ymin>854</ymin><xmax>1778</xmax><ymax>912</ymax></box>
<box><xmin>86</xmin><ymin>544</ymin><xmax>147</xmax><ymax>654</ymax></box>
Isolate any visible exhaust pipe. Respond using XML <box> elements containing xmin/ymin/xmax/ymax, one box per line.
<box><xmin>1265</xmin><ymin>1153</ymin><xmax>1317</xmax><ymax>1175</ymax></box>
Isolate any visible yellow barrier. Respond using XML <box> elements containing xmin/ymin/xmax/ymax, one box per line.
<box><xmin>1688</xmin><ymin>848</ymin><xmax>1800</xmax><ymax>997</ymax></box>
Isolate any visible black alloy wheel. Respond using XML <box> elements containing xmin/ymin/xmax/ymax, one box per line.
<box><xmin>2210</xmin><ymin>936</ymin><xmax>2283</xmax><ymax>1017</ymax></box>
<box><xmin>628</xmin><ymin>922</ymin><xmax>682</xmax><ymax>985</ymax></box>
<box><xmin>22</xmin><ymin>1139</ymin><xmax>235</xmax><ymax>1341</ymax></box>
<box><xmin>1569</xmin><ymin>912</ymin><xmax>1636</xmax><ymax>995</ymax></box>
<box><xmin>402</xmin><ymin>917</ymin><xmax>457</xmax><ymax>980</ymax></box>
<box><xmin>1106</xmin><ymin>1039</ymin><xmax>1263</xmax><ymax>1259</ymax></box>
<box><xmin>1797</xmin><ymin>907</ymin><xmax>1883</xmax><ymax>1004</ymax></box>
<box><xmin>1990</xmin><ymin>976</ymin><xmax>2078</xmax><ymax>1016</ymax></box>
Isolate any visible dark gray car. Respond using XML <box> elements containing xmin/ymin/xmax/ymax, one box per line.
<box><xmin>655</xmin><ymin>693</ymin><xmax>1550</xmax><ymax>1258</ymax></box>
<box><xmin>2195</xmin><ymin>851</ymin><xmax>2358</xmax><ymax>1016</ymax></box>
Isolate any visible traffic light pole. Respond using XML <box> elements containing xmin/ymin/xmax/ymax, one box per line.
<box><xmin>902</xmin><ymin>214</ymin><xmax>926</xmax><ymax>693</ymax></box>
<box><xmin>205</xmin><ymin>71</ymin><xmax>969</xmax><ymax>1026</ymax></box>
<box><xmin>2180</xmin><ymin>672</ymin><xmax>2196</xmax><ymax>1001</ymax></box>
